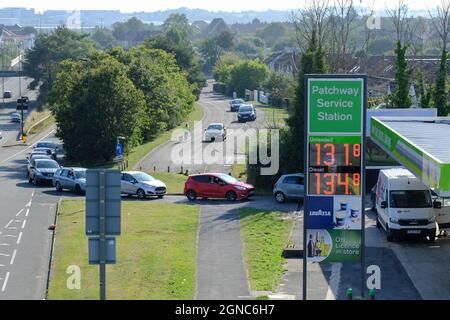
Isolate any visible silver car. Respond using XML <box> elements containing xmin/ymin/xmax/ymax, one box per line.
<box><xmin>121</xmin><ymin>171</ymin><xmax>167</xmax><ymax>199</ymax></box>
<box><xmin>27</xmin><ymin>154</ymin><xmax>52</xmax><ymax>178</ymax></box>
<box><xmin>273</xmin><ymin>173</ymin><xmax>305</xmax><ymax>203</ymax></box>
<box><xmin>53</xmin><ymin>167</ymin><xmax>87</xmax><ymax>194</ymax></box>
<box><xmin>28</xmin><ymin>159</ymin><xmax>60</xmax><ymax>185</ymax></box>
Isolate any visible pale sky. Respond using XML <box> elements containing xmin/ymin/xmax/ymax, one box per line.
<box><xmin>0</xmin><ymin>0</ymin><xmax>445</xmax><ymax>13</ymax></box>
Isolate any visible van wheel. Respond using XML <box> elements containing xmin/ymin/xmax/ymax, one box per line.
<box><xmin>275</xmin><ymin>192</ymin><xmax>286</xmax><ymax>203</ymax></box>
<box><xmin>386</xmin><ymin>227</ymin><xmax>394</xmax><ymax>242</ymax></box>
<box><xmin>186</xmin><ymin>189</ymin><xmax>197</xmax><ymax>201</ymax></box>
<box><xmin>75</xmin><ymin>184</ymin><xmax>82</xmax><ymax>195</ymax></box>
<box><xmin>226</xmin><ymin>191</ymin><xmax>237</xmax><ymax>201</ymax></box>
<box><xmin>376</xmin><ymin>213</ymin><xmax>382</xmax><ymax>229</ymax></box>
<box><xmin>428</xmin><ymin>235</ymin><xmax>436</xmax><ymax>243</ymax></box>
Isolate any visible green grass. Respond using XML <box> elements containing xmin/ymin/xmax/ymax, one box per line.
<box><xmin>127</xmin><ymin>103</ymin><xmax>204</xmax><ymax>170</ymax></box>
<box><xmin>249</xmin><ymin>101</ymin><xmax>288</xmax><ymax>127</ymax></box>
<box><xmin>23</xmin><ymin>109</ymin><xmax>55</xmax><ymax>135</ymax></box>
<box><xmin>239</xmin><ymin>208</ymin><xmax>293</xmax><ymax>292</ymax></box>
<box><xmin>231</xmin><ymin>163</ymin><xmax>248</xmax><ymax>182</ymax></box>
<box><xmin>47</xmin><ymin>200</ymin><xmax>200</xmax><ymax>300</ymax></box>
<box><xmin>147</xmin><ymin>172</ymin><xmax>187</xmax><ymax>194</ymax></box>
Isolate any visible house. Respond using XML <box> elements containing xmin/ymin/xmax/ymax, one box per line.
<box><xmin>0</xmin><ymin>24</ymin><xmax>36</xmax><ymax>49</ymax></box>
<box><xmin>264</xmin><ymin>48</ymin><xmax>301</xmax><ymax>76</ymax></box>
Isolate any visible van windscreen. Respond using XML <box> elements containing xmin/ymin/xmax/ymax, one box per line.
<box><xmin>389</xmin><ymin>190</ymin><xmax>432</xmax><ymax>208</ymax></box>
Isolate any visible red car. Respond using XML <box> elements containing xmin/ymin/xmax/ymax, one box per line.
<box><xmin>184</xmin><ymin>173</ymin><xmax>255</xmax><ymax>201</ymax></box>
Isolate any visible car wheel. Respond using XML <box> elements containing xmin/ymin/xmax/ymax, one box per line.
<box><xmin>376</xmin><ymin>216</ymin><xmax>382</xmax><ymax>229</ymax></box>
<box><xmin>32</xmin><ymin>176</ymin><xmax>38</xmax><ymax>186</ymax></box>
<box><xmin>55</xmin><ymin>181</ymin><xmax>62</xmax><ymax>192</ymax></box>
<box><xmin>136</xmin><ymin>189</ymin><xmax>146</xmax><ymax>200</ymax></box>
<box><xmin>226</xmin><ymin>191</ymin><xmax>237</xmax><ymax>201</ymax></box>
<box><xmin>186</xmin><ymin>189</ymin><xmax>197</xmax><ymax>201</ymax></box>
<box><xmin>386</xmin><ymin>227</ymin><xmax>394</xmax><ymax>242</ymax></box>
<box><xmin>275</xmin><ymin>192</ymin><xmax>286</xmax><ymax>203</ymax></box>
<box><xmin>75</xmin><ymin>184</ymin><xmax>82</xmax><ymax>195</ymax></box>
<box><xmin>158</xmin><ymin>195</ymin><xmax>164</xmax><ymax>199</ymax></box>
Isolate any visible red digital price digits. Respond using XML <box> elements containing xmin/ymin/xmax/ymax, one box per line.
<box><xmin>311</xmin><ymin>173</ymin><xmax>361</xmax><ymax>195</ymax></box>
<box><xmin>312</xmin><ymin>143</ymin><xmax>361</xmax><ymax>167</ymax></box>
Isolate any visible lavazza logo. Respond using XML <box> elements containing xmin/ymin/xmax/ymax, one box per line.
<box><xmin>310</xmin><ymin>210</ymin><xmax>332</xmax><ymax>217</ymax></box>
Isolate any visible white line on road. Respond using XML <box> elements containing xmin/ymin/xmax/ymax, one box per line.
<box><xmin>16</xmin><ymin>232</ymin><xmax>22</xmax><ymax>244</ymax></box>
<box><xmin>0</xmin><ymin>129</ymin><xmax>56</xmax><ymax>166</ymax></box>
<box><xmin>325</xmin><ymin>263</ymin><xmax>342</xmax><ymax>300</ymax></box>
<box><xmin>0</xmin><ymin>244</ymin><xmax>10</xmax><ymax>246</ymax></box>
<box><xmin>0</xmin><ymin>253</ymin><xmax>10</xmax><ymax>257</ymax></box>
<box><xmin>4</xmin><ymin>220</ymin><xmax>13</xmax><ymax>229</ymax></box>
<box><xmin>21</xmin><ymin>220</ymin><xmax>26</xmax><ymax>229</ymax></box>
<box><xmin>1</xmin><ymin>272</ymin><xmax>10</xmax><ymax>292</ymax></box>
<box><xmin>15</xmin><ymin>209</ymin><xmax>24</xmax><ymax>217</ymax></box>
<box><xmin>25</xmin><ymin>209</ymin><xmax>29</xmax><ymax>217</ymax></box>
<box><xmin>1</xmin><ymin>235</ymin><xmax>16</xmax><ymax>238</ymax></box>
<box><xmin>9</xmin><ymin>250</ymin><xmax>16</xmax><ymax>265</ymax></box>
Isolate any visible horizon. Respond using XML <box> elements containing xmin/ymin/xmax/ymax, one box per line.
<box><xmin>0</xmin><ymin>0</ymin><xmax>446</xmax><ymax>14</ymax></box>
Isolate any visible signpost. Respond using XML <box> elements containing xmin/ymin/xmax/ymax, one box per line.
<box><xmin>303</xmin><ymin>75</ymin><xmax>366</xmax><ymax>299</ymax></box>
<box><xmin>86</xmin><ymin>169</ymin><xmax>121</xmax><ymax>300</ymax></box>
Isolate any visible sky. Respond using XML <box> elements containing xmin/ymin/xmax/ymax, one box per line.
<box><xmin>0</xmin><ymin>0</ymin><xmax>445</xmax><ymax>13</ymax></box>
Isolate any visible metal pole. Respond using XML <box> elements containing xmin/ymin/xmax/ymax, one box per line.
<box><xmin>2</xmin><ymin>42</ymin><xmax>4</xmax><ymax>109</ymax></box>
<box><xmin>360</xmin><ymin>76</ymin><xmax>368</xmax><ymax>299</ymax></box>
<box><xmin>18</xmin><ymin>42</ymin><xmax>24</xmax><ymax>138</ymax></box>
<box><xmin>302</xmin><ymin>76</ymin><xmax>309</xmax><ymax>301</ymax></box>
<box><xmin>99</xmin><ymin>170</ymin><xmax>106</xmax><ymax>300</ymax></box>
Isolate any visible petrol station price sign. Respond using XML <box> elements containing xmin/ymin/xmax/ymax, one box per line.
<box><xmin>304</xmin><ymin>76</ymin><xmax>366</xmax><ymax>265</ymax></box>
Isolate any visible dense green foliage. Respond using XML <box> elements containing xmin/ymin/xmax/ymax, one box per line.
<box><xmin>90</xmin><ymin>27</ymin><xmax>116</xmax><ymax>50</ymax></box>
<box><xmin>23</xmin><ymin>27</ymin><xmax>96</xmax><ymax>103</ymax></box>
<box><xmin>391</xmin><ymin>41</ymin><xmax>412</xmax><ymax>108</ymax></box>
<box><xmin>434</xmin><ymin>50</ymin><xmax>450</xmax><ymax>116</ymax></box>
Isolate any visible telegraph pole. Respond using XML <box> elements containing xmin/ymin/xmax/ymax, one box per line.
<box><xmin>1</xmin><ymin>42</ymin><xmax>4</xmax><ymax>109</ymax></box>
<box><xmin>18</xmin><ymin>42</ymin><xmax>24</xmax><ymax>138</ymax></box>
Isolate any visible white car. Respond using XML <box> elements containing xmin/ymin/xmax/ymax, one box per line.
<box><xmin>204</xmin><ymin>123</ymin><xmax>226</xmax><ymax>142</ymax></box>
<box><xmin>121</xmin><ymin>171</ymin><xmax>167</xmax><ymax>199</ymax></box>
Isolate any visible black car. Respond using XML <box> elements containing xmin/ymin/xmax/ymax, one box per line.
<box><xmin>237</xmin><ymin>104</ymin><xmax>257</xmax><ymax>122</ymax></box>
<box><xmin>230</xmin><ymin>99</ymin><xmax>245</xmax><ymax>112</ymax></box>
<box><xmin>3</xmin><ymin>91</ymin><xmax>12</xmax><ymax>99</ymax></box>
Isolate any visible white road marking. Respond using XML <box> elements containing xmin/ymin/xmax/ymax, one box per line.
<box><xmin>31</xmin><ymin>189</ymin><xmax>35</xmax><ymax>197</ymax></box>
<box><xmin>25</xmin><ymin>199</ymin><xmax>32</xmax><ymax>208</ymax></box>
<box><xmin>1</xmin><ymin>235</ymin><xmax>16</xmax><ymax>238</ymax></box>
<box><xmin>0</xmin><ymin>253</ymin><xmax>10</xmax><ymax>257</ymax></box>
<box><xmin>4</xmin><ymin>220</ymin><xmax>13</xmax><ymax>229</ymax></box>
<box><xmin>0</xmin><ymin>129</ymin><xmax>55</xmax><ymax>166</ymax></box>
<box><xmin>325</xmin><ymin>263</ymin><xmax>342</xmax><ymax>300</ymax></box>
<box><xmin>15</xmin><ymin>209</ymin><xmax>24</xmax><ymax>217</ymax></box>
<box><xmin>0</xmin><ymin>244</ymin><xmax>10</xmax><ymax>246</ymax></box>
<box><xmin>21</xmin><ymin>220</ymin><xmax>26</xmax><ymax>229</ymax></box>
<box><xmin>9</xmin><ymin>250</ymin><xmax>16</xmax><ymax>265</ymax></box>
<box><xmin>25</xmin><ymin>209</ymin><xmax>29</xmax><ymax>217</ymax></box>
<box><xmin>16</xmin><ymin>232</ymin><xmax>22</xmax><ymax>244</ymax></box>
<box><xmin>1</xmin><ymin>272</ymin><xmax>10</xmax><ymax>292</ymax></box>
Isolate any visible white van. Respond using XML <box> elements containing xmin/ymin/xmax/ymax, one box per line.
<box><xmin>375</xmin><ymin>168</ymin><xmax>437</xmax><ymax>242</ymax></box>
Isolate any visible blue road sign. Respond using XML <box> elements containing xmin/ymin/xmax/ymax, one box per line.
<box><xmin>116</xmin><ymin>143</ymin><xmax>123</xmax><ymax>157</ymax></box>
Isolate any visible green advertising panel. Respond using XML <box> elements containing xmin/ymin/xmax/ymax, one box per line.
<box><xmin>306</xmin><ymin>230</ymin><xmax>361</xmax><ymax>263</ymax></box>
<box><xmin>308</xmin><ymin>79</ymin><xmax>364</xmax><ymax>133</ymax></box>
<box><xmin>370</xmin><ymin>117</ymin><xmax>450</xmax><ymax>196</ymax></box>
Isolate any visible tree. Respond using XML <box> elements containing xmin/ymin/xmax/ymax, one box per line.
<box><xmin>200</xmin><ymin>38</ymin><xmax>222</xmax><ymax>74</ymax></box>
<box><xmin>418</xmin><ymin>70</ymin><xmax>432</xmax><ymax>108</ymax></box>
<box><xmin>23</xmin><ymin>26</ymin><xmax>96</xmax><ymax>103</ymax></box>
<box><xmin>163</xmin><ymin>13</ymin><xmax>193</xmax><ymax>40</ymax></box>
<box><xmin>228</xmin><ymin>60</ymin><xmax>269</xmax><ymax>97</ymax></box>
<box><xmin>91</xmin><ymin>27</ymin><xmax>116</xmax><ymax>50</ymax></box>
<box><xmin>112</xmin><ymin>17</ymin><xmax>154</xmax><ymax>47</ymax></box>
<box><xmin>430</xmin><ymin>0</ymin><xmax>450</xmax><ymax>116</ymax></box>
<box><xmin>216</xmin><ymin>30</ymin><xmax>236</xmax><ymax>50</ymax></box>
<box><xmin>48</xmin><ymin>54</ymin><xmax>146</xmax><ymax>164</ymax></box>
<box><xmin>256</xmin><ymin>22</ymin><xmax>287</xmax><ymax>48</ymax></box>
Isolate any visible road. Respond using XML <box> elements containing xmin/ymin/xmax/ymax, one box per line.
<box><xmin>0</xmin><ymin>76</ymin><xmax>59</xmax><ymax>300</ymax></box>
<box><xmin>137</xmin><ymin>80</ymin><xmax>267</xmax><ymax>174</ymax></box>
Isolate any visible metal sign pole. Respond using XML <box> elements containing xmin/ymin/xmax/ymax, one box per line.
<box><xmin>302</xmin><ymin>76</ymin><xmax>309</xmax><ymax>301</ymax></box>
<box><xmin>360</xmin><ymin>77</ymin><xmax>368</xmax><ymax>299</ymax></box>
<box><xmin>99</xmin><ymin>170</ymin><xmax>106</xmax><ymax>300</ymax></box>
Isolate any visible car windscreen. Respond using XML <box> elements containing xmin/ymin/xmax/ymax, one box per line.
<box><xmin>37</xmin><ymin>143</ymin><xmax>55</xmax><ymax>149</ymax></box>
<box><xmin>389</xmin><ymin>190</ymin><xmax>432</xmax><ymax>208</ymax></box>
<box><xmin>207</xmin><ymin>125</ymin><xmax>223</xmax><ymax>130</ymax></box>
<box><xmin>239</xmin><ymin>106</ymin><xmax>253</xmax><ymax>112</ymax></box>
<box><xmin>133</xmin><ymin>172</ymin><xmax>155</xmax><ymax>182</ymax></box>
<box><xmin>36</xmin><ymin>161</ymin><xmax>59</xmax><ymax>169</ymax></box>
<box><xmin>219</xmin><ymin>174</ymin><xmax>238</xmax><ymax>184</ymax></box>
<box><xmin>75</xmin><ymin>170</ymin><xmax>86</xmax><ymax>179</ymax></box>
<box><xmin>232</xmin><ymin>99</ymin><xmax>244</xmax><ymax>104</ymax></box>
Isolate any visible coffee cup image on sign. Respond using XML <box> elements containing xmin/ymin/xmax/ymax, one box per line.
<box><xmin>333</xmin><ymin>196</ymin><xmax>362</xmax><ymax>230</ymax></box>
<box><xmin>306</xmin><ymin>230</ymin><xmax>332</xmax><ymax>263</ymax></box>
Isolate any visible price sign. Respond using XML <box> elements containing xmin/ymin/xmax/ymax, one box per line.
<box><xmin>304</xmin><ymin>76</ymin><xmax>366</xmax><ymax>264</ymax></box>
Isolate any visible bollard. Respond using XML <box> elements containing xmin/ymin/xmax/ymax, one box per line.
<box><xmin>346</xmin><ymin>288</ymin><xmax>353</xmax><ymax>300</ymax></box>
<box><xmin>168</xmin><ymin>166</ymin><xmax>170</xmax><ymax>173</ymax></box>
<box><xmin>153</xmin><ymin>166</ymin><xmax>156</xmax><ymax>172</ymax></box>
<box><xmin>369</xmin><ymin>289</ymin><xmax>376</xmax><ymax>300</ymax></box>
<box><xmin>185</xmin><ymin>169</ymin><xmax>189</xmax><ymax>176</ymax></box>
<box><xmin>181</xmin><ymin>166</ymin><xmax>183</xmax><ymax>174</ymax></box>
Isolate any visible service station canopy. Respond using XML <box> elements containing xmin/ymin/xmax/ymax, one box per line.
<box><xmin>371</xmin><ymin>116</ymin><xmax>450</xmax><ymax>197</ymax></box>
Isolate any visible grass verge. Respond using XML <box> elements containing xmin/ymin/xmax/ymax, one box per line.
<box><xmin>239</xmin><ymin>208</ymin><xmax>293</xmax><ymax>292</ymax></box>
<box><xmin>47</xmin><ymin>199</ymin><xmax>200</xmax><ymax>300</ymax></box>
<box><xmin>23</xmin><ymin>109</ymin><xmax>55</xmax><ymax>135</ymax></box>
<box><xmin>127</xmin><ymin>103</ymin><xmax>204</xmax><ymax>170</ymax></box>
<box><xmin>147</xmin><ymin>171</ymin><xmax>187</xmax><ymax>194</ymax></box>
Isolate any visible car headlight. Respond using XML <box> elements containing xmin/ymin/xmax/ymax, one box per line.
<box><xmin>234</xmin><ymin>186</ymin><xmax>247</xmax><ymax>191</ymax></box>
<box><xmin>389</xmin><ymin>217</ymin><xmax>399</xmax><ymax>224</ymax></box>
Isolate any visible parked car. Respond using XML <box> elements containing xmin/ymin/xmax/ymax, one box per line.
<box><xmin>34</xmin><ymin>141</ymin><xmax>58</xmax><ymax>159</ymax></box>
<box><xmin>204</xmin><ymin>123</ymin><xmax>226</xmax><ymax>142</ymax></box>
<box><xmin>28</xmin><ymin>159</ymin><xmax>60</xmax><ymax>185</ymax></box>
<box><xmin>184</xmin><ymin>173</ymin><xmax>255</xmax><ymax>201</ymax></box>
<box><xmin>27</xmin><ymin>154</ymin><xmax>52</xmax><ymax>178</ymax></box>
<box><xmin>237</xmin><ymin>104</ymin><xmax>256</xmax><ymax>122</ymax></box>
<box><xmin>3</xmin><ymin>91</ymin><xmax>11</xmax><ymax>99</ymax></box>
<box><xmin>121</xmin><ymin>171</ymin><xmax>167</xmax><ymax>199</ymax></box>
<box><xmin>10</xmin><ymin>113</ymin><xmax>21</xmax><ymax>123</ymax></box>
<box><xmin>230</xmin><ymin>99</ymin><xmax>245</xmax><ymax>112</ymax></box>
<box><xmin>53</xmin><ymin>167</ymin><xmax>87</xmax><ymax>194</ymax></box>
<box><xmin>273</xmin><ymin>174</ymin><xmax>305</xmax><ymax>203</ymax></box>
